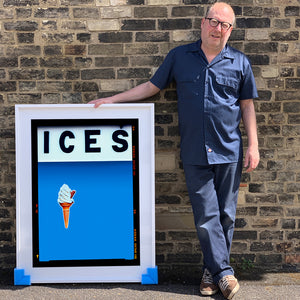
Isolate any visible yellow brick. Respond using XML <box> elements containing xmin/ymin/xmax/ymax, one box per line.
<box><xmin>100</xmin><ymin>80</ymin><xmax>132</xmax><ymax>91</ymax></box>
<box><xmin>148</xmin><ymin>0</ymin><xmax>180</xmax><ymax>5</ymax></box>
<box><xmin>247</xmin><ymin>29</ymin><xmax>269</xmax><ymax>41</ymax></box>
<box><xmin>255</xmin><ymin>77</ymin><xmax>267</xmax><ymax>89</ymax></box>
<box><xmin>87</xmin><ymin>20</ymin><xmax>120</xmax><ymax>31</ymax></box>
<box><xmin>173</xmin><ymin>30</ymin><xmax>198</xmax><ymax>42</ymax></box>
<box><xmin>110</xmin><ymin>0</ymin><xmax>127</xmax><ymax>5</ymax></box>
<box><xmin>156</xmin><ymin>153</ymin><xmax>176</xmax><ymax>171</ymax></box>
<box><xmin>100</xmin><ymin>7</ymin><xmax>132</xmax><ymax>18</ymax></box>
<box><xmin>237</xmin><ymin>190</ymin><xmax>246</xmax><ymax>205</ymax></box>
<box><xmin>261</xmin><ymin>66</ymin><xmax>279</xmax><ymax>78</ymax></box>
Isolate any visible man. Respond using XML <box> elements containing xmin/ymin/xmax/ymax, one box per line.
<box><xmin>89</xmin><ymin>2</ymin><xmax>259</xmax><ymax>299</ymax></box>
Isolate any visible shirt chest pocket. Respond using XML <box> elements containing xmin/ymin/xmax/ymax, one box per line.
<box><xmin>216</xmin><ymin>76</ymin><xmax>239</xmax><ymax>89</ymax></box>
<box><xmin>177</xmin><ymin>76</ymin><xmax>201</xmax><ymax>99</ymax></box>
<box><xmin>215</xmin><ymin>76</ymin><xmax>240</xmax><ymax>99</ymax></box>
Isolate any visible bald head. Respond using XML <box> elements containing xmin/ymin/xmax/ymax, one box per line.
<box><xmin>206</xmin><ymin>2</ymin><xmax>236</xmax><ymax>25</ymax></box>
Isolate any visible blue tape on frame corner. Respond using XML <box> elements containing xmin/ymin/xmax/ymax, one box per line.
<box><xmin>14</xmin><ymin>268</ymin><xmax>31</xmax><ymax>286</ymax></box>
<box><xmin>141</xmin><ymin>266</ymin><xmax>158</xmax><ymax>285</ymax></box>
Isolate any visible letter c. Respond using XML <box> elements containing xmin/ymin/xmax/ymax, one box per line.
<box><xmin>59</xmin><ymin>131</ymin><xmax>75</xmax><ymax>153</ymax></box>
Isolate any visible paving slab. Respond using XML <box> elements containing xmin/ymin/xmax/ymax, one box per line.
<box><xmin>0</xmin><ymin>273</ymin><xmax>299</xmax><ymax>300</ymax></box>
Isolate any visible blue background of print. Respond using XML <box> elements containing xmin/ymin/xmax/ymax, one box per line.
<box><xmin>37</xmin><ymin>161</ymin><xmax>134</xmax><ymax>262</ymax></box>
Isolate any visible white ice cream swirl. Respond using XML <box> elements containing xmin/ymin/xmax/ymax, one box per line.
<box><xmin>58</xmin><ymin>184</ymin><xmax>74</xmax><ymax>204</ymax></box>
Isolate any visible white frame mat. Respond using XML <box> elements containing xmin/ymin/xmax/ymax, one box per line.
<box><xmin>14</xmin><ymin>104</ymin><xmax>156</xmax><ymax>285</ymax></box>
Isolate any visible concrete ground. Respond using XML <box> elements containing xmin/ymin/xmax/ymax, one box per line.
<box><xmin>0</xmin><ymin>273</ymin><xmax>299</xmax><ymax>300</ymax></box>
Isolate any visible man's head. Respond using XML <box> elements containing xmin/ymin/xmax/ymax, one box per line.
<box><xmin>201</xmin><ymin>2</ymin><xmax>235</xmax><ymax>54</ymax></box>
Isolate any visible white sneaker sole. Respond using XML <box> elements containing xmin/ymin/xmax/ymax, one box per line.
<box><xmin>227</xmin><ymin>281</ymin><xmax>240</xmax><ymax>299</ymax></box>
<box><xmin>200</xmin><ymin>288</ymin><xmax>219</xmax><ymax>296</ymax></box>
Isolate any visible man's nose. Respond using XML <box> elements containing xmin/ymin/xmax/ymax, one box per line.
<box><xmin>215</xmin><ymin>23</ymin><xmax>222</xmax><ymax>31</ymax></box>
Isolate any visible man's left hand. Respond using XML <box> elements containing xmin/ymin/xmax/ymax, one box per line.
<box><xmin>244</xmin><ymin>146</ymin><xmax>260</xmax><ymax>172</ymax></box>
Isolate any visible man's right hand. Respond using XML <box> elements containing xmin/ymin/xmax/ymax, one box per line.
<box><xmin>88</xmin><ymin>97</ymin><xmax>114</xmax><ymax>108</ymax></box>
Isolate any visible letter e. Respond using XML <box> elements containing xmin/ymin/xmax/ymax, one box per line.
<box><xmin>85</xmin><ymin>130</ymin><xmax>101</xmax><ymax>153</ymax></box>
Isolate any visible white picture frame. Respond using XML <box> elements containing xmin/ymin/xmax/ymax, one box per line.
<box><xmin>14</xmin><ymin>104</ymin><xmax>156</xmax><ymax>285</ymax></box>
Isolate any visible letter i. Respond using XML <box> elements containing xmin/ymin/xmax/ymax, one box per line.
<box><xmin>44</xmin><ymin>131</ymin><xmax>50</xmax><ymax>153</ymax></box>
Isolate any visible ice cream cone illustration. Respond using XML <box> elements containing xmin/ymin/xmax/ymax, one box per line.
<box><xmin>58</xmin><ymin>184</ymin><xmax>76</xmax><ymax>229</ymax></box>
<box><xmin>59</xmin><ymin>201</ymin><xmax>74</xmax><ymax>229</ymax></box>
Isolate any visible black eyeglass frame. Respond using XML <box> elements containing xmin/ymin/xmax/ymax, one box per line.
<box><xmin>205</xmin><ymin>17</ymin><xmax>233</xmax><ymax>31</ymax></box>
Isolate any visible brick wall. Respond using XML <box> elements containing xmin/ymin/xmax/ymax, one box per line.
<box><xmin>0</xmin><ymin>0</ymin><xmax>299</xmax><ymax>283</ymax></box>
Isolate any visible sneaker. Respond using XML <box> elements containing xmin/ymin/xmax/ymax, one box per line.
<box><xmin>218</xmin><ymin>275</ymin><xmax>240</xmax><ymax>299</ymax></box>
<box><xmin>200</xmin><ymin>268</ymin><xmax>219</xmax><ymax>296</ymax></box>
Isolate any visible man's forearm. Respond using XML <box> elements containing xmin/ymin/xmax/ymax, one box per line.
<box><xmin>89</xmin><ymin>81</ymin><xmax>160</xmax><ymax>107</ymax></box>
<box><xmin>241</xmin><ymin>99</ymin><xmax>258</xmax><ymax>147</ymax></box>
<box><xmin>241</xmin><ymin>99</ymin><xmax>260</xmax><ymax>172</ymax></box>
<box><xmin>109</xmin><ymin>81</ymin><xmax>160</xmax><ymax>103</ymax></box>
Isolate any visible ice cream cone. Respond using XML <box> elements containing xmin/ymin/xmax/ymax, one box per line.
<box><xmin>59</xmin><ymin>202</ymin><xmax>73</xmax><ymax>229</ymax></box>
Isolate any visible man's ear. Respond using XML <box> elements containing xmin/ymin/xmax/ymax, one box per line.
<box><xmin>201</xmin><ymin>18</ymin><xmax>205</xmax><ymax>28</ymax></box>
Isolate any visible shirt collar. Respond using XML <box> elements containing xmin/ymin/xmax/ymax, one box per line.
<box><xmin>187</xmin><ymin>39</ymin><xmax>235</xmax><ymax>60</ymax></box>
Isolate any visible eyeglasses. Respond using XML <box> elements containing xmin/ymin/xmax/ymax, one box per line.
<box><xmin>205</xmin><ymin>17</ymin><xmax>232</xmax><ymax>31</ymax></box>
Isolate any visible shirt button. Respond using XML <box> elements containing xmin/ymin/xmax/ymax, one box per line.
<box><xmin>208</xmin><ymin>148</ymin><xmax>213</xmax><ymax>153</ymax></box>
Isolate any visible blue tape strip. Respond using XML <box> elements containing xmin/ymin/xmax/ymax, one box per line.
<box><xmin>141</xmin><ymin>266</ymin><xmax>158</xmax><ymax>285</ymax></box>
<box><xmin>14</xmin><ymin>268</ymin><xmax>31</xmax><ymax>286</ymax></box>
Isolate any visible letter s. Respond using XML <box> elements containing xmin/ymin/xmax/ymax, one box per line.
<box><xmin>112</xmin><ymin>130</ymin><xmax>128</xmax><ymax>152</ymax></box>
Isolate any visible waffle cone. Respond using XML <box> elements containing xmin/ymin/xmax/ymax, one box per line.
<box><xmin>59</xmin><ymin>202</ymin><xmax>73</xmax><ymax>228</ymax></box>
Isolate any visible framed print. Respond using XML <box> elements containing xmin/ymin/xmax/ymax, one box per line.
<box><xmin>14</xmin><ymin>104</ymin><xmax>156</xmax><ymax>285</ymax></box>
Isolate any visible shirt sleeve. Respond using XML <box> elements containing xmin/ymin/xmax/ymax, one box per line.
<box><xmin>239</xmin><ymin>55</ymin><xmax>258</xmax><ymax>101</ymax></box>
<box><xmin>150</xmin><ymin>48</ymin><xmax>175</xmax><ymax>90</ymax></box>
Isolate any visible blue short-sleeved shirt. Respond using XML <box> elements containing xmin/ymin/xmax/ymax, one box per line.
<box><xmin>150</xmin><ymin>39</ymin><xmax>258</xmax><ymax>165</ymax></box>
